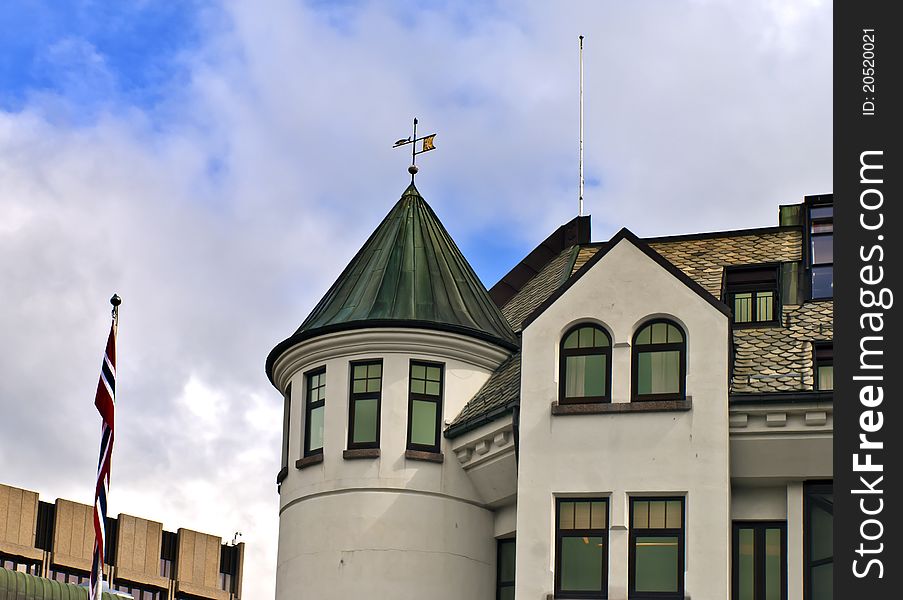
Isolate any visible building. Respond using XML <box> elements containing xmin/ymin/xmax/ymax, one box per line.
<box><xmin>0</xmin><ymin>483</ymin><xmax>244</xmax><ymax>600</ymax></box>
<box><xmin>267</xmin><ymin>182</ymin><xmax>832</xmax><ymax>600</ymax></box>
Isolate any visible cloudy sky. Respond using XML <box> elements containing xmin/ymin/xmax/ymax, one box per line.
<box><xmin>1</xmin><ymin>1</ymin><xmax>830</xmax><ymax>598</ymax></box>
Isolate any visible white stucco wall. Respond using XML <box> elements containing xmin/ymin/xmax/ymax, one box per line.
<box><xmin>272</xmin><ymin>328</ymin><xmax>510</xmax><ymax>600</ymax></box>
<box><xmin>515</xmin><ymin>239</ymin><xmax>731</xmax><ymax>600</ymax></box>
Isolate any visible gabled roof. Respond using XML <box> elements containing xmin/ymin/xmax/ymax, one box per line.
<box><xmin>267</xmin><ymin>184</ymin><xmax>518</xmax><ymax>381</ymax></box>
<box><xmin>521</xmin><ymin>227</ymin><xmax>732</xmax><ymax>330</ymax></box>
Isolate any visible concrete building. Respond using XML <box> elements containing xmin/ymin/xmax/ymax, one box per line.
<box><xmin>267</xmin><ymin>183</ymin><xmax>832</xmax><ymax>600</ymax></box>
<box><xmin>0</xmin><ymin>483</ymin><xmax>244</xmax><ymax>600</ymax></box>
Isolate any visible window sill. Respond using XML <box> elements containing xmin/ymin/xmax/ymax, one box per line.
<box><xmin>276</xmin><ymin>467</ymin><xmax>288</xmax><ymax>485</ymax></box>
<box><xmin>343</xmin><ymin>448</ymin><xmax>380</xmax><ymax>460</ymax></box>
<box><xmin>551</xmin><ymin>397</ymin><xmax>692</xmax><ymax>415</ymax></box>
<box><xmin>404</xmin><ymin>449</ymin><xmax>444</xmax><ymax>463</ymax></box>
<box><xmin>295</xmin><ymin>454</ymin><xmax>324</xmax><ymax>469</ymax></box>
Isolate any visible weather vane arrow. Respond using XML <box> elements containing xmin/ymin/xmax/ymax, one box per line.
<box><xmin>393</xmin><ymin>117</ymin><xmax>437</xmax><ymax>181</ymax></box>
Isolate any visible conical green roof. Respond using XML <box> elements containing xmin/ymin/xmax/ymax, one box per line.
<box><xmin>267</xmin><ymin>184</ymin><xmax>517</xmax><ymax>379</ymax></box>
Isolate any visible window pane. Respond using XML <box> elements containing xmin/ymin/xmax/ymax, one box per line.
<box><xmin>578</xmin><ymin>326</ymin><xmax>594</xmax><ymax>348</ymax></box>
<box><xmin>812</xmin><ymin>235</ymin><xmax>833</xmax><ymax>264</ymax></box>
<box><xmin>561</xmin><ymin>536</ymin><xmax>605</xmax><ymax>592</ymax></box>
<box><xmin>367</xmin><ymin>378</ymin><xmax>381</xmax><ymax>393</ymax></box>
<box><xmin>411</xmin><ymin>379</ymin><xmax>425</xmax><ymax>394</ymax></box>
<box><xmin>634</xmin><ymin>501</ymin><xmax>649</xmax><ymax>529</ymax></box>
<box><xmin>574</xmin><ymin>502</ymin><xmax>591</xmax><ymax>529</ymax></box>
<box><xmin>818</xmin><ymin>366</ymin><xmax>834</xmax><ymax>391</ymax></box>
<box><xmin>410</xmin><ymin>400</ymin><xmax>437</xmax><ymax>446</ymax></box>
<box><xmin>563</xmin><ymin>330</ymin><xmax>579</xmax><ymax>349</ymax></box>
<box><xmin>368</xmin><ymin>363</ymin><xmax>381</xmax><ymax>378</ymax></box>
<box><xmin>635</xmin><ymin>536</ymin><xmax>679</xmax><ymax>593</ymax></box>
<box><xmin>412</xmin><ymin>364</ymin><xmax>425</xmax><ymax>379</ymax></box>
<box><xmin>425</xmin><ymin>381</ymin><xmax>441</xmax><ymax>396</ymax></box>
<box><xmin>735</xmin><ymin>293</ymin><xmax>753</xmax><ymax>323</ymax></box>
<box><xmin>811</xmin><ymin>221</ymin><xmax>833</xmax><ymax>234</ymax></box>
<box><xmin>666</xmin><ymin>324</ymin><xmax>683</xmax><ymax>343</ymax></box>
<box><xmin>636</xmin><ymin>325</ymin><xmax>651</xmax><ymax>345</ymax></box>
<box><xmin>560</xmin><ymin>502</ymin><xmax>575</xmax><ymax>530</ymax></box>
<box><xmin>765</xmin><ymin>528</ymin><xmax>782</xmax><ymax>600</ymax></box>
<box><xmin>426</xmin><ymin>366</ymin><xmax>441</xmax><ymax>381</ymax></box>
<box><xmin>757</xmin><ymin>291</ymin><xmax>774</xmax><ymax>321</ymax></box>
<box><xmin>308</xmin><ymin>405</ymin><xmax>324</xmax><ymax>451</ymax></box>
<box><xmin>565</xmin><ymin>355</ymin><xmax>606</xmax><ymax>398</ymax></box>
<box><xmin>666</xmin><ymin>501</ymin><xmax>682</xmax><ymax>529</ymax></box>
<box><xmin>499</xmin><ymin>541</ymin><xmax>516</xmax><ymax>582</ymax></box>
<box><xmin>353</xmin><ymin>379</ymin><xmax>366</xmax><ymax>393</ymax></box>
<box><xmin>499</xmin><ymin>588</ymin><xmax>515</xmax><ymax>600</ymax></box>
<box><xmin>810</xmin><ymin>206</ymin><xmax>833</xmax><ymax>219</ymax></box>
<box><xmin>638</xmin><ymin>351</ymin><xmax>680</xmax><ymax>395</ymax></box>
<box><xmin>811</xmin><ymin>266</ymin><xmax>833</xmax><ymax>298</ymax></box>
<box><xmin>738</xmin><ymin>528</ymin><xmax>755</xmax><ymax>600</ymax></box>
<box><xmin>648</xmin><ymin>501</ymin><xmax>666</xmax><ymax>528</ymax></box>
<box><xmin>352</xmin><ymin>398</ymin><xmax>378</xmax><ymax>443</ymax></box>
<box><xmin>591</xmin><ymin>502</ymin><xmax>607</xmax><ymax>529</ymax></box>
<box><xmin>593</xmin><ymin>328</ymin><xmax>610</xmax><ymax>347</ymax></box>
<box><xmin>810</xmin><ymin>504</ymin><xmax>833</xmax><ymax>562</ymax></box>
<box><xmin>811</xmin><ymin>563</ymin><xmax>833</xmax><ymax>600</ymax></box>
<box><xmin>353</xmin><ymin>364</ymin><xmax>368</xmax><ymax>379</ymax></box>
<box><xmin>651</xmin><ymin>322</ymin><xmax>668</xmax><ymax>343</ymax></box>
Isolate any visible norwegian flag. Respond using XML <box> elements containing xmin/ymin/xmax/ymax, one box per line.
<box><xmin>91</xmin><ymin>315</ymin><xmax>117</xmax><ymax>600</ymax></box>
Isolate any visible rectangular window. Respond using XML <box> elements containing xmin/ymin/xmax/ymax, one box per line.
<box><xmin>281</xmin><ymin>383</ymin><xmax>292</xmax><ymax>471</ymax></box>
<box><xmin>807</xmin><ymin>201</ymin><xmax>833</xmax><ymax>299</ymax></box>
<box><xmin>497</xmin><ymin>538</ymin><xmax>515</xmax><ymax>600</ymax></box>
<box><xmin>629</xmin><ymin>497</ymin><xmax>684</xmax><ymax>599</ymax></box>
<box><xmin>348</xmin><ymin>360</ymin><xmax>382</xmax><ymax>449</ymax></box>
<box><xmin>804</xmin><ymin>482</ymin><xmax>832</xmax><ymax>600</ymax></box>
<box><xmin>724</xmin><ymin>266</ymin><xmax>780</xmax><ymax>326</ymax></box>
<box><xmin>555</xmin><ymin>498</ymin><xmax>608</xmax><ymax>598</ymax></box>
<box><xmin>814</xmin><ymin>344</ymin><xmax>833</xmax><ymax>391</ymax></box>
<box><xmin>732</xmin><ymin>522</ymin><xmax>786</xmax><ymax>600</ymax></box>
<box><xmin>407</xmin><ymin>361</ymin><xmax>444</xmax><ymax>453</ymax></box>
<box><xmin>304</xmin><ymin>368</ymin><xmax>326</xmax><ymax>456</ymax></box>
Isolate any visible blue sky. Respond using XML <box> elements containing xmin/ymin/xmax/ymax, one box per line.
<box><xmin>0</xmin><ymin>2</ymin><xmax>831</xmax><ymax>598</ymax></box>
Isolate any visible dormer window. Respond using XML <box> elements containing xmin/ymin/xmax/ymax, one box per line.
<box><xmin>560</xmin><ymin>324</ymin><xmax>612</xmax><ymax>404</ymax></box>
<box><xmin>807</xmin><ymin>200</ymin><xmax>833</xmax><ymax>299</ymax></box>
<box><xmin>723</xmin><ymin>266</ymin><xmax>780</xmax><ymax>326</ymax></box>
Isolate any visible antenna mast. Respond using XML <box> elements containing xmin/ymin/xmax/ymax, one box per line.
<box><xmin>579</xmin><ymin>35</ymin><xmax>584</xmax><ymax>217</ymax></box>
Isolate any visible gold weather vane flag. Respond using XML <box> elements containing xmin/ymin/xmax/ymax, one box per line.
<box><xmin>393</xmin><ymin>118</ymin><xmax>437</xmax><ymax>181</ymax></box>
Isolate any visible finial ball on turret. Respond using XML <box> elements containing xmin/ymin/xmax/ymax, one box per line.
<box><xmin>408</xmin><ymin>165</ymin><xmax>419</xmax><ymax>175</ymax></box>
<box><xmin>110</xmin><ymin>294</ymin><xmax>122</xmax><ymax>307</ymax></box>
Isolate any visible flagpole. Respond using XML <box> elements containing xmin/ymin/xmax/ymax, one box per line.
<box><xmin>578</xmin><ymin>35</ymin><xmax>584</xmax><ymax>217</ymax></box>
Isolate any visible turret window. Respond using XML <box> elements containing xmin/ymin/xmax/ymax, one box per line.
<box><xmin>304</xmin><ymin>367</ymin><xmax>326</xmax><ymax>456</ymax></box>
<box><xmin>348</xmin><ymin>360</ymin><xmax>382</xmax><ymax>449</ymax></box>
<box><xmin>632</xmin><ymin>320</ymin><xmax>686</xmax><ymax>402</ymax></box>
<box><xmin>407</xmin><ymin>361</ymin><xmax>444</xmax><ymax>453</ymax></box>
<box><xmin>560</xmin><ymin>324</ymin><xmax>612</xmax><ymax>404</ymax></box>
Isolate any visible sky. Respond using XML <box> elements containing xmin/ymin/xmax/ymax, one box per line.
<box><xmin>0</xmin><ymin>1</ymin><xmax>830</xmax><ymax>598</ymax></box>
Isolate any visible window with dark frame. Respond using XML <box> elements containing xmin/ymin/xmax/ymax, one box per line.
<box><xmin>560</xmin><ymin>324</ymin><xmax>612</xmax><ymax>404</ymax></box>
<box><xmin>280</xmin><ymin>383</ymin><xmax>292</xmax><ymax>471</ymax></box>
<box><xmin>497</xmin><ymin>538</ymin><xmax>516</xmax><ymax>600</ymax></box>
<box><xmin>348</xmin><ymin>360</ymin><xmax>383</xmax><ymax>449</ymax></box>
<box><xmin>723</xmin><ymin>266</ymin><xmax>780</xmax><ymax>326</ymax></box>
<box><xmin>632</xmin><ymin>320</ymin><xmax>686</xmax><ymax>402</ymax></box>
<box><xmin>407</xmin><ymin>361</ymin><xmax>444</xmax><ymax>453</ymax></box>
<box><xmin>304</xmin><ymin>368</ymin><xmax>326</xmax><ymax>457</ymax></box>
<box><xmin>160</xmin><ymin>530</ymin><xmax>176</xmax><ymax>578</ymax></box>
<box><xmin>814</xmin><ymin>344</ymin><xmax>833</xmax><ymax>391</ymax></box>
<box><xmin>732</xmin><ymin>521</ymin><xmax>787</xmax><ymax>600</ymax></box>
<box><xmin>807</xmin><ymin>202</ymin><xmax>833</xmax><ymax>299</ymax></box>
<box><xmin>804</xmin><ymin>482</ymin><xmax>833</xmax><ymax>600</ymax></box>
<box><xmin>555</xmin><ymin>498</ymin><xmax>609</xmax><ymax>599</ymax></box>
<box><xmin>629</xmin><ymin>497</ymin><xmax>685</xmax><ymax>600</ymax></box>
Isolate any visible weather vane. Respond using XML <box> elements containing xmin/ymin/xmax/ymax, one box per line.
<box><xmin>393</xmin><ymin>117</ymin><xmax>436</xmax><ymax>181</ymax></box>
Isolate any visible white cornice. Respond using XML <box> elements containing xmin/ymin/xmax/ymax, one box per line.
<box><xmin>271</xmin><ymin>327</ymin><xmax>512</xmax><ymax>391</ymax></box>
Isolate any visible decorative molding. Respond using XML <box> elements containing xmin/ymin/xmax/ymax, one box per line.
<box><xmin>271</xmin><ymin>328</ymin><xmax>510</xmax><ymax>391</ymax></box>
<box><xmin>729</xmin><ymin>401</ymin><xmax>833</xmax><ymax>434</ymax></box>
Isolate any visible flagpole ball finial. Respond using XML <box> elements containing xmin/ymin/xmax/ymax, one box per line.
<box><xmin>408</xmin><ymin>165</ymin><xmax>419</xmax><ymax>176</ymax></box>
<box><xmin>110</xmin><ymin>294</ymin><xmax>122</xmax><ymax>307</ymax></box>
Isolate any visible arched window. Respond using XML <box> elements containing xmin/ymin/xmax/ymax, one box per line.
<box><xmin>560</xmin><ymin>324</ymin><xmax>612</xmax><ymax>404</ymax></box>
<box><xmin>632</xmin><ymin>320</ymin><xmax>686</xmax><ymax>401</ymax></box>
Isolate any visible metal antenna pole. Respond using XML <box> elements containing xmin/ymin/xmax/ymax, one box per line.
<box><xmin>579</xmin><ymin>35</ymin><xmax>584</xmax><ymax>217</ymax></box>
